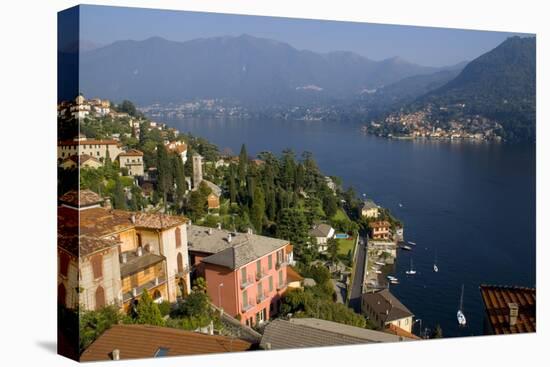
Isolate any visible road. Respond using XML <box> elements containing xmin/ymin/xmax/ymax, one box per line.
<box><xmin>349</xmin><ymin>235</ymin><xmax>367</xmax><ymax>313</ymax></box>
<box><xmin>332</xmin><ymin>279</ymin><xmax>347</xmax><ymax>304</ymax></box>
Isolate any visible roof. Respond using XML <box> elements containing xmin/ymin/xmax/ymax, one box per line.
<box><xmin>385</xmin><ymin>324</ymin><xmax>421</xmax><ymax>340</ymax></box>
<box><xmin>362</xmin><ymin>289</ymin><xmax>414</xmax><ymax>323</ymax></box>
<box><xmin>188</xmin><ymin>225</ymin><xmax>288</xmax><ymax>269</ymax></box>
<box><xmin>62</xmin><ymin>154</ymin><xmax>101</xmax><ymax>166</ymax></box>
<box><xmin>119</xmin><ymin>149</ymin><xmax>144</xmax><ymax>157</ymax></box>
<box><xmin>480</xmin><ymin>284</ymin><xmax>536</xmax><ymax>334</ymax></box>
<box><xmin>309</xmin><ymin>223</ymin><xmax>334</xmax><ymax>238</ymax></box>
<box><xmin>133</xmin><ymin>212</ymin><xmax>187</xmax><ymax>230</ymax></box>
<box><xmin>286</xmin><ymin>267</ymin><xmax>304</xmax><ymax>283</ymax></box>
<box><xmin>58</xmin><ymin>139</ymin><xmax>119</xmax><ymax>146</ymax></box>
<box><xmin>59</xmin><ymin>190</ymin><xmax>103</xmax><ymax>209</ymax></box>
<box><xmin>260</xmin><ymin>318</ymin><xmax>408</xmax><ymax>350</ymax></box>
<box><xmin>368</xmin><ymin>221</ymin><xmax>391</xmax><ymax>229</ymax></box>
<box><xmin>80</xmin><ymin>324</ymin><xmax>251</xmax><ymax>361</ymax></box>
<box><xmin>362</xmin><ymin>200</ymin><xmax>378</xmax><ymax>210</ymax></box>
<box><xmin>120</xmin><ymin>252</ymin><xmax>166</xmax><ymax>278</ymax></box>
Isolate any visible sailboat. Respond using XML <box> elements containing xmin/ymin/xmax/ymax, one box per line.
<box><xmin>433</xmin><ymin>250</ymin><xmax>439</xmax><ymax>273</ymax></box>
<box><xmin>457</xmin><ymin>284</ymin><xmax>467</xmax><ymax>326</ymax></box>
<box><xmin>405</xmin><ymin>258</ymin><xmax>416</xmax><ymax>275</ymax></box>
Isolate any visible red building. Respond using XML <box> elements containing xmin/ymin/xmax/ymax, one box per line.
<box><xmin>188</xmin><ymin>225</ymin><xmax>293</xmax><ymax>327</ymax></box>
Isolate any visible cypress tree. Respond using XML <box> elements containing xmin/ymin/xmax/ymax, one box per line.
<box><xmin>135</xmin><ymin>289</ymin><xmax>165</xmax><ymax>326</ymax></box>
<box><xmin>251</xmin><ymin>185</ymin><xmax>265</xmax><ymax>233</ymax></box>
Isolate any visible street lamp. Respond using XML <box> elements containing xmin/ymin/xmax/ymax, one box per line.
<box><xmin>414</xmin><ymin>319</ymin><xmax>422</xmax><ymax>339</ymax></box>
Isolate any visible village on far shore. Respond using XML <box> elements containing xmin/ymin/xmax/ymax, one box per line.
<box><xmin>57</xmin><ymin>95</ymin><xmax>536</xmax><ymax>361</ymax></box>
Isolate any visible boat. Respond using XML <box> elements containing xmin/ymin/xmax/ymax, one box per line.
<box><xmin>401</xmin><ymin>245</ymin><xmax>412</xmax><ymax>251</ymax></box>
<box><xmin>390</xmin><ymin>279</ymin><xmax>400</xmax><ymax>285</ymax></box>
<box><xmin>386</xmin><ymin>275</ymin><xmax>397</xmax><ymax>281</ymax></box>
<box><xmin>398</xmin><ymin>203</ymin><xmax>403</xmax><ymax>208</ymax></box>
<box><xmin>405</xmin><ymin>258</ymin><xmax>416</xmax><ymax>275</ymax></box>
<box><xmin>457</xmin><ymin>284</ymin><xmax>467</xmax><ymax>326</ymax></box>
<box><xmin>433</xmin><ymin>250</ymin><xmax>439</xmax><ymax>273</ymax></box>
<box><xmin>407</xmin><ymin>241</ymin><xmax>417</xmax><ymax>246</ymax></box>
<box><xmin>375</xmin><ymin>261</ymin><xmax>386</xmax><ymax>266</ymax></box>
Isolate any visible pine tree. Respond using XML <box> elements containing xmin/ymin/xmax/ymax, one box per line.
<box><xmin>174</xmin><ymin>155</ymin><xmax>186</xmax><ymax>209</ymax></box>
<box><xmin>251</xmin><ymin>185</ymin><xmax>265</xmax><ymax>233</ymax></box>
<box><xmin>156</xmin><ymin>144</ymin><xmax>173</xmax><ymax>204</ymax></box>
<box><xmin>135</xmin><ymin>289</ymin><xmax>165</xmax><ymax>326</ymax></box>
<box><xmin>229</xmin><ymin>167</ymin><xmax>237</xmax><ymax>203</ymax></box>
<box><xmin>112</xmin><ymin>177</ymin><xmax>126</xmax><ymax>210</ymax></box>
<box><xmin>238</xmin><ymin>144</ymin><xmax>248</xmax><ymax>184</ymax></box>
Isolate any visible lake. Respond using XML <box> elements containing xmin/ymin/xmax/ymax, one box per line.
<box><xmin>166</xmin><ymin>117</ymin><xmax>536</xmax><ymax>338</ymax></box>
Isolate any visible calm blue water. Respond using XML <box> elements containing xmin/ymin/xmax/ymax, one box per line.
<box><xmin>166</xmin><ymin>117</ymin><xmax>536</xmax><ymax>338</ymax></box>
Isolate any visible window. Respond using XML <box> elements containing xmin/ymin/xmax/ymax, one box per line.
<box><xmin>58</xmin><ymin>283</ymin><xmax>66</xmax><ymax>306</ymax></box>
<box><xmin>257</xmin><ymin>282</ymin><xmax>263</xmax><ymax>298</ymax></box>
<box><xmin>59</xmin><ymin>252</ymin><xmax>70</xmax><ymax>277</ymax></box>
<box><xmin>241</xmin><ymin>267</ymin><xmax>247</xmax><ymax>284</ymax></box>
<box><xmin>95</xmin><ymin>286</ymin><xmax>105</xmax><ymax>309</ymax></box>
<box><xmin>175</xmin><ymin>227</ymin><xmax>182</xmax><ymax>248</ymax></box>
<box><xmin>278</xmin><ymin>270</ymin><xmax>283</xmax><ymax>287</ymax></box>
<box><xmin>268</xmin><ymin>254</ymin><xmax>272</xmax><ymax>270</ymax></box>
<box><xmin>256</xmin><ymin>260</ymin><xmax>261</xmax><ymax>275</ymax></box>
<box><xmin>177</xmin><ymin>253</ymin><xmax>184</xmax><ymax>274</ymax></box>
<box><xmin>154</xmin><ymin>348</ymin><xmax>170</xmax><ymax>358</ymax></box>
<box><xmin>242</xmin><ymin>289</ymin><xmax>248</xmax><ymax>308</ymax></box>
<box><xmin>91</xmin><ymin>255</ymin><xmax>103</xmax><ymax>279</ymax></box>
<box><xmin>269</xmin><ymin>276</ymin><xmax>273</xmax><ymax>292</ymax></box>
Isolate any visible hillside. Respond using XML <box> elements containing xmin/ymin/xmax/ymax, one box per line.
<box><xmin>406</xmin><ymin>36</ymin><xmax>536</xmax><ymax>141</ymax></box>
<box><xmin>78</xmin><ymin>35</ymin><xmax>450</xmax><ymax>106</ymax></box>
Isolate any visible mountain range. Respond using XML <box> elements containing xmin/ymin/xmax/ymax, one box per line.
<box><xmin>77</xmin><ymin>34</ymin><xmax>463</xmax><ymax>106</ymax></box>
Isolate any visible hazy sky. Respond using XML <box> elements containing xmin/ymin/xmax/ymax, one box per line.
<box><xmin>78</xmin><ymin>5</ymin><xmax>531</xmax><ymax>67</ymax></box>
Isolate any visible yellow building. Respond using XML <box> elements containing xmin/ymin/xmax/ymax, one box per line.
<box><xmin>361</xmin><ymin>289</ymin><xmax>414</xmax><ymax>333</ymax></box>
<box><xmin>57</xmin><ymin>190</ymin><xmax>191</xmax><ymax>312</ymax></box>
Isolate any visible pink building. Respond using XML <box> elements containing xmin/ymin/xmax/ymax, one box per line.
<box><xmin>188</xmin><ymin>225</ymin><xmax>293</xmax><ymax>327</ymax></box>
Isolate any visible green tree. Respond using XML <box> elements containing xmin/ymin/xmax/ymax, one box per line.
<box><xmin>327</xmin><ymin>237</ymin><xmax>339</xmax><ymax>263</ymax></box>
<box><xmin>276</xmin><ymin>208</ymin><xmax>310</xmax><ymax>255</ymax></box>
<box><xmin>238</xmin><ymin>144</ymin><xmax>248</xmax><ymax>184</ymax></box>
<box><xmin>431</xmin><ymin>324</ymin><xmax>443</xmax><ymax>339</ymax></box>
<box><xmin>228</xmin><ymin>167</ymin><xmax>237</xmax><ymax>203</ymax></box>
<box><xmin>112</xmin><ymin>177</ymin><xmax>126</xmax><ymax>210</ymax></box>
<box><xmin>251</xmin><ymin>185</ymin><xmax>265</xmax><ymax>233</ymax></box>
<box><xmin>322</xmin><ymin>192</ymin><xmax>338</xmax><ymax>218</ymax></box>
<box><xmin>156</xmin><ymin>144</ymin><xmax>173</xmax><ymax>204</ymax></box>
<box><xmin>134</xmin><ymin>289</ymin><xmax>165</xmax><ymax>326</ymax></box>
<box><xmin>79</xmin><ymin>305</ymin><xmax>125</xmax><ymax>352</ymax></box>
<box><xmin>173</xmin><ymin>155</ymin><xmax>186</xmax><ymax>209</ymax></box>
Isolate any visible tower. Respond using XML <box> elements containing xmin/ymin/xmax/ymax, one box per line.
<box><xmin>192</xmin><ymin>153</ymin><xmax>203</xmax><ymax>189</ymax></box>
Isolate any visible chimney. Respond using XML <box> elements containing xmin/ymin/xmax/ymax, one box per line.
<box><xmin>154</xmin><ymin>277</ymin><xmax>159</xmax><ymax>286</ymax></box>
<box><xmin>217</xmin><ymin>223</ymin><xmax>222</xmax><ymax>230</ymax></box>
<box><xmin>136</xmin><ymin>246</ymin><xmax>143</xmax><ymax>257</ymax></box>
<box><xmin>508</xmin><ymin>302</ymin><xmax>519</xmax><ymax>327</ymax></box>
<box><xmin>103</xmin><ymin>198</ymin><xmax>112</xmax><ymax>209</ymax></box>
<box><xmin>112</xmin><ymin>349</ymin><xmax>120</xmax><ymax>361</ymax></box>
<box><xmin>132</xmin><ymin>288</ymin><xmax>137</xmax><ymax>297</ymax></box>
<box><xmin>227</xmin><ymin>233</ymin><xmax>232</xmax><ymax>243</ymax></box>
<box><xmin>120</xmin><ymin>252</ymin><xmax>127</xmax><ymax>264</ymax></box>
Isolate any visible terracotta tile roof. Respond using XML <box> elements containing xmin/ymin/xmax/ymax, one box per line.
<box><xmin>133</xmin><ymin>212</ymin><xmax>187</xmax><ymax>230</ymax></box>
<box><xmin>260</xmin><ymin>318</ymin><xmax>407</xmax><ymax>350</ymax></box>
<box><xmin>480</xmin><ymin>284</ymin><xmax>536</xmax><ymax>334</ymax></box>
<box><xmin>385</xmin><ymin>324</ymin><xmax>421</xmax><ymax>340</ymax></box>
<box><xmin>78</xmin><ymin>208</ymin><xmax>135</xmax><ymax>237</ymax></box>
<box><xmin>286</xmin><ymin>266</ymin><xmax>304</xmax><ymax>283</ymax></box>
<box><xmin>80</xmin><ymin>324</ymin><xmax>251</xmax><ymax>361</ymax></box>
<box><xmin>119</xmin><ymin>149</ymin><xmax>144</xmax><ymax>157</ymax></box>
<box><xmin>362</xmin><ymin>289</ymin><xmax>414</xmax><ymax>323</ymax></box>
<box><xmin>58</xmin><ymin>139</ymin><xmax>119</xmax><ymax>146</ymax></box>
<box><xmin>59</xmin><ymin>190</ymin><xmax>103</xmax><ymax>208</ymax></box>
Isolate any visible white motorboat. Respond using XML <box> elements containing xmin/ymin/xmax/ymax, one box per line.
<box><xmin>405</xmin><ymin>258</ymin><xmax>416</xmax><ymax>275</ymax></box>
<box><xmin>375</xmin><ymin>261</ymin><xmax>386</xmax><ymax>266</ymax></box>
<box><xmin>433</xmin><ymin>250</ymin><xmax>439</xmax><ymax>272</ymax></box>
<box><xmin>457</xmin><ymin>284</ymin><xmax>467</xmax><ymax>326</ymax></box>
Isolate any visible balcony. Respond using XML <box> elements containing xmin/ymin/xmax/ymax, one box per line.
<box><xmin>256</xmin><ymin>292</ymin><xmax>268</xmax><ymax>304</ymax></box>
<box><xmin>276</xmin><ymin>257</ymin><xmax>289</xmax><ymax>270</ymax></box>
<box><xmin>241</xmin><ymin>298</ymin><xmax>255</xmax><ymax>313</ymax></box>
<box><xmin>122</xmin><ymin>275</ymin><xmax>167</xmax><ymax>302</ymax></box>
<box><xmin>240</xmin><ymin>276</ymin><xmax>254</xmax><ymax>290</ymax></box>
<box><xmin>255</xmin><ymin>268</ymin><xmax>268</xmax><ymax>281</ymax></box>
<box><xmin>277</xmin><ymin>280</ymin><xmax>287</xmax><ymax>291</ymax></box>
